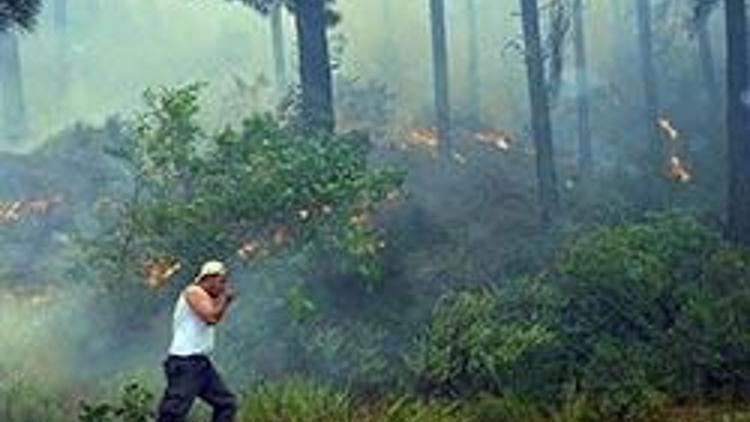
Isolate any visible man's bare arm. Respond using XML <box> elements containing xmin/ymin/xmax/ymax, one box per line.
<box><xmin>184</xmin><ymin>286</ymin><xmax>234</xmax><ymax>325</ymax></box>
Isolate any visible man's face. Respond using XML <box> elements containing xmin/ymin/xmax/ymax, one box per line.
<box><xmin>202</xmin><ymin>274</ymin><xmax>228</xmax><ymax>297</ymax></box>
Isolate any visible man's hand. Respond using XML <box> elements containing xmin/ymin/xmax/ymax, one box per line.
<box><xmin>185</xmin><ymin>285</ymin><xmax>233</xmax><ymax>325</ymax></box>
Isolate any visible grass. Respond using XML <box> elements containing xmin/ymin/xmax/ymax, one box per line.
<box><xmin>3</xmin><ymin>375</ymin><xmax>750</xmax><ymax>422</ymax></box>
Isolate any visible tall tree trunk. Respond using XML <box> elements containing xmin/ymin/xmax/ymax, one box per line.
<box><xmin>0</xmin><ymin>31</ymin><xmax>27</xmax><ymax>141</ymax></box>
<box><xmin>697</xmin><ymin>19</ymin><xmax>720</xmax><ymax>109</ymax></box>
<box><xmin>270</xmin><ymin>3</ymin><xmax>288</xmax><ymax>98</ymax></box>
<box><xmin>519</xmin><ymin>0</ymin><xmax>559</xmax><ymax>225</ymax></box>
<box><xmin>294</xmin><ymin>0</ymin><xmax>334</xmax><ymax>133</ymax></box>
<box><xmin>725</xmin><ymin>0</ymin><xmax>750</xmax><ymax>245</ymax></box>
<box><xmin>379</xmin><ymin>0</ymin><xmax>399</xmax><ymax>84</ymax></box>
<box><xmin>430</xmin><ymin>0</ymin><xmax>451</xmax><ymax>154</ymax></box>
<box><xmin>466</xmin><ymin>0</ymin><xmax>481</xmax><ymax>129</ymax></box>
<box><xmin>636</xmin><ymin>0</ymin><xmax>662</xmax><ymax>207</ymax></box>
<box><xmin>573</xmin><ymin>0</ymin><xmax>592</xmax><ymax>176</ymax></box>
<box><xmin>53</xmin><ymin>0</ymin><xmax>70</xmax><ymax>101</ymax></box>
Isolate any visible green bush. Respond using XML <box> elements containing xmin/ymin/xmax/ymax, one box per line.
<box><xmin>670</xmin><ymin>247</ymin><xmax>750</xmax><ymax>400</ymax></box>
<box><xmin>78</xmin><ymin>382</ymin><xmax>155</xmax><ymax>422</ymax></box>
<box><xmin>553</xmin><ymin>214</ymin><xmax>750</xmax><ymax>414</ymax></box>
<box><xmin>408</xmin><ymin>214</ymin><xmax>750</xmax><ymax>419</ymax></box>
<box><xmin>408</xmin><ymin>281</ymin><xmax>556</xmax><ymax>398</ymax></box>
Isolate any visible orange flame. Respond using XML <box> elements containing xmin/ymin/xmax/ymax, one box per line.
<box><xmin>143</xmin><ymin>258</ymin><xmax>181</xmax><ymax>289</ymax></box>
<box><xmin>237</xmin><ymin>240</ymin><xmax>261</xmax><ymax>260</ymax></box>
<box><xmin>667</xmin><ymin>156</ymin><xmax>691</xmax><ymax>183</ymax></box>
<box><xmin>405</xmin><ymin>128</ymin><xmax>439</xmax><ymax>150</ymax></box>
<box><xmin>0</xmin><ymin>196</ymin><xmax>64</xmax><ymax>225</ymax></box>
<box><xmin>475</xmin><ymin>129</ymin><xmax>513</xmax><ymax>151</ymax></box>
<box><xmin>657</xmin><ymin>118</ymin><xmax>679</xmax><ymax>142</ymax></box>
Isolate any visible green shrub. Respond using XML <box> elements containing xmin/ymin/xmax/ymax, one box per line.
<box><xmin>78</xmin><ymin>381</ymin><xmax>155</xmax><ymax>422</ymax></box>
<box><xmin>669</xmin><ymin>247</ymin><xmax>750</xmax><ymax>400</ymax></box>
<box><xmin>553</xmin><ymin>214</ymin><xmax>750</xmax><ymax>413</ymax></box>
<box><xmin>102</xmin><ymin>83</ymin><xmax>403</xmax><ymax>281</ymax></box>
<box><xmin>408</xmin><ymin>282</ymin><xmax>555</xmax><ymax>398</ymax></box>
<box><xmin>299</xmin><ymin>321</ymin><xmax>395</xmax><ymax>391</ymax></box>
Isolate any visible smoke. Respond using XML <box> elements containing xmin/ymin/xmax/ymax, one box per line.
<box><xmin>0</xmin><ymin>285</ymin><xmax>94</xmax><ymax>388</ymax></box>
<box><xmin>0</xmin><ymin>0</ymin><xmax>735</xmax><ymax>408</ymax></box>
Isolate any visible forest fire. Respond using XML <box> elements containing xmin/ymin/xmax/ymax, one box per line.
<box><xmin>237</xmin><ymin>240</ymin><xmax>262</xmax><ymax>260</ymax></box>
<box><xmin>0</xmin><ymin>196</ymin><xmax>64</xmax><ymax>225</ymax></box>
<box><xmin>475</xmin><ymin>129</ymin><xmax>512</xmax><ymax>151</ymax></box>
<box><xmin>657</xmin><ymin>117</ymin><xmax>680</xmax><ymax>142</ymax></box>
<box><xmin>405</xmin><ymin>128</ymin><xmax>439</xmax><ymax>151</ymax></box>
<box><xmin>667</xmin><ymin>156</ymin><xmax>691</xmax><ymax>184</ymax></box>
<box><xmin>143</xmin><ymin>258</ymin><xmax>182</xmax><ymax>288</ymax></box>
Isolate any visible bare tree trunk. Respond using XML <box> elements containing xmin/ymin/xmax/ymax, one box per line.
<box><xmin>0</xmin><ymin>31</ymin><xmax>27</xmax><ymax>142</ymax></box>
<box><xmin>430</xmin><ymin>0</ymin><xmax>451</xmax><ymax>154</ymax></box>
<box><xmin>294</xmin><ymin>0</ymin><xmax>334</xmax><ymax>133</ymax></box>
<box><xmin>697</xmin><ymin>19</ymin><xmax>720</xmax><ymax>109</ymax></box>
<box><xmin>466</xmin><ymin>0</ymin><xmax>481</xmax><ymax>129</ymax></box>
<box><xmin>573</xmin><ymin>0</ymin><xmax>592</xmax><ymax>176</ymax></box>
<box><xmin>379</xmin><ymin>0</ymin><xmax>398</xmax><ymax>80</ymax></box>
<box><xmin>636</xmin><ymin>0</ymin><xmax>662</xmax><ymax>208</ymax></box>
<box><xmin>270</xmin><ymin>3</ymin><xmax>288</xmax><ymax>98</ymax></box>
<box><xmin>725</xmin><ymin>0</ymin><xmax>750</xmax><ymax>245</ymax></box>
<box><xmin>520</xmin><ymin>0</ymin><xmax>559</xmax><ymax>225</ymax></box>
<box><xmin>53</xmin><ymin>0</ymin><xmax>70</xmax><ymax>102</ymax></box>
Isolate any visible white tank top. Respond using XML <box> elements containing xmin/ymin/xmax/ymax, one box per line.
<box><xmin>168</xmin><ymin>289</ymin><xmax>215</xmax><ymax>356</ymax></box>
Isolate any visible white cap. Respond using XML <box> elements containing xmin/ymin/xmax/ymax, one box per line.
<box><xmin>196</xmin><ymin>260</ymin><xmax>227</xmax><ymax>281</ymax></box>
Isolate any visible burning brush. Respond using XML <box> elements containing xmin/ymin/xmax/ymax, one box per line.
<box><xmin>143</xmin><ymin>257</ymin><xmax>182</xmax><ymax>289</ymax></box>
<box><xmin>401</xmin><ymin>128</ymin><xmax>439</xmax><ymax>156</ymax></box>
<box><xmin>475</xmin><ymin>129</ymin><xmax>513</xmax><ymax>152</ymax></box>
<box><xmin>657</xmin><ymin>117</ymin><xmax>692</xmax><ymax>184</ymax></box>
<box><xmin>0</xmin><ymin>195</ymin><xmax>64</xmax><ymax>225</ymax></box>
<box><xmin>657</xmin><ymin>117</ymin><xmax>679</xmax><ymax>142</ymax></box>
<box><xmin>667</xmin><ymin>156</ymin><xmax>691</xmax><ymax>184</ymax></box>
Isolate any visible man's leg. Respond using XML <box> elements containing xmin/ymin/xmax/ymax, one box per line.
<box><xmin>199</xmin><ymin>360</ymin><xmax>237</xmax><ymax>422</ymax></box>
<box><xmin>157</xmin><ymin>357</ymin><xmax>202</xmax><ymax>422</ymax></box>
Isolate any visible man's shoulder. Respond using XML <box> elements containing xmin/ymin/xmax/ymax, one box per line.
<box><xmin>183</xmin><ymin>284</ymin><xmax>208</xmax><ymax>298</ymax></box>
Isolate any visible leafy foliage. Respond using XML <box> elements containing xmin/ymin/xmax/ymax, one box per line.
<box><xmin>78</xmin><ymin>382</ymin><xmax>154</xmax><ymax>422</ymax></box>
<box><xmin>97</xmin><ymin>84</ymin><xmax>403</xmax><ymax>288</ymax></box>
<box><xmin>409</xmin><ymin>282</ymin><xmax>556</xmax><ymax>398</ymax></box>
<box><xmin>0</xmin><ymin>0</ymin><xmax>41</xmax><ymax>32</ymax></box>
<box><xmin>409</xmin><ymin>214</ymin><xmax>750</xmax><ymax>419</ymax></box>
<box><xmin>553</xmin><ymin>214</ymin><xmax>750</xmax><ymax>416</ymax></box>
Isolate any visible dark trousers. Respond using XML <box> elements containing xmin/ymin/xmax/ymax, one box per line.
<box><xmin>156</xmin><ymin>355</ymin><xmax>237</xmax><ymax>422</ymax></box>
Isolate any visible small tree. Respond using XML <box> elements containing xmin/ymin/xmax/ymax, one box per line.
<box><xmin>97</xmin><ymin>84</ymin><xmax>404</xmax><ymax>293</ymax></box>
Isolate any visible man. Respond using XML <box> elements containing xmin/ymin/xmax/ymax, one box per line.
<box><xmin>157</xmin><ymin>260</ymin><xmax>237</xmax><ymax>422</ymax></box>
